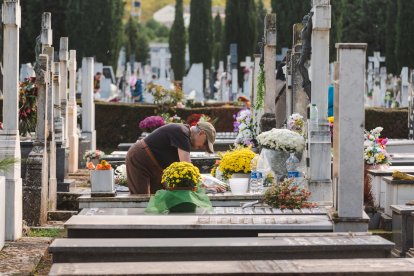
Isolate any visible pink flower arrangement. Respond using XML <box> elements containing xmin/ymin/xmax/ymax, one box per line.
<box><xmin>139</xmin><ymin>116</ymin><xmax>165</xmax><ymax>132</ymax></box>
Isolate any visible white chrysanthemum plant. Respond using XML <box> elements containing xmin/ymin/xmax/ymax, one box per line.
<box><xmin>256</xmin><ymin>128</ymin><xmax>306</xmax><ymax>153</ymax></box>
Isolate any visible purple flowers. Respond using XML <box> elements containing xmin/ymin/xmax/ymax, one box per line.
<box><xmin>139</xmin><ymin>116</ymin><xmax>165</xmax><ymax>132</ymax></box>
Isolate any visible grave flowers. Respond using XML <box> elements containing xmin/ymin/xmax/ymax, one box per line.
<box><xmin>114</xmin><ymin>164</ymin><xmax>127</xmax><ymax>187</ymax></box>
<box><xmin>138</xmin><ymin>116</ymin><xmax>165</xmax><ymax>133</ymax></box>
<box><xmin>145</xmin><ymin>162</ymin><xmax>212</xmax><ymax>213</ymax></box>
<box><xmin>363</xmin><ymin>127</ymin><xmax>391</xmax><ymax>206</ymax></box>
<box><xmin>287</xmin><ymin>113</ymin><xmax>305</xmax><ymax>136</ymax></box>
<box><xmin>186</xmin><ymin>114</ymin><xmax>215</xmax><ymax>127</ymax></box>
<box><xmin>264</xmin><ymin>178</ymin><xmax>316</xmax><ymax>210</ymax></box>
<box><xmin>87</xmin><ymin>160</ymin><xmax>115</xmax><ymax>196</ymax></box>
<box><xmin>218</xmin><ymin>146</ymin><xmax>256</xmax><ymax>194</ymax></box>
<box><xmin>19</xmin><ymin>77</ymin><xmax>38</xmax><ymax>136</ymax></box>
<box><xmin>83</xmin><ymin>149</ymin><xmax>105</xmax><ymax>165</ymax></box>
<box><xmin>233</xmin><ymin>109</ymin><xmax>256</xmax><ymax>147</ymax></box>
<box><xmin>256</xmin><ymin>128</ymin><xmax>305</xmax><ymax>177</ymax></box>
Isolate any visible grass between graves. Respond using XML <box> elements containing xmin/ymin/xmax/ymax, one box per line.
<box><xmin>29</xmin><ymin>228</ymin><xmax>65</xmax><ymax>238</ymax></box>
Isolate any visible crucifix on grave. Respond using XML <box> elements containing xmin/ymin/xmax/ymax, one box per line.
<box><xmin>24</xmin><ymin>12</ymin><xmax>52</xmax><ymax>226</ymax></box>
<box><xmin>240</xmin><ymin>56</ymin><xmax>254</xmax><ymax>100</ymax></box>
<box><xmin>259</xmin><ymin>13</ymin><xmax>277</xmax><ymax>132</ymax></box>
<box><xmin>0</xmin><ymin>0</ymin><xmax>23</xmax><ymax>240</ymax></box>
<box><xmin>368</xmin><ymin>51</ymin><xmax>385</xmax><ymax>107</ymax></box>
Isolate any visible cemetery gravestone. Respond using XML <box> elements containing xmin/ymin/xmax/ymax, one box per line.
<box><xmin>333</xmin><ymin>43</ymin><xmax>368</xmax><ymax>232</ymax></box>
<box><xmin>260</xmin><ymin>14</ymin><xmax>277</xmax><ymax>131</ymax></box>
<box><xmin>0</xmin><ymin>0</ymin><xmax>23</xmax><ymax>240</ymax></box>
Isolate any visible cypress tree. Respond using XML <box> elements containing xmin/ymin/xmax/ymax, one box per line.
<box><xmin>395</xmin><ymin>0</ymin><xmax>414</xmax><ymax>69</ymax></box>
<box><xmin>385</xmin><ymin>0</ymin><xmax>397</xmax><ymax>74</ymax></box>
<box><xmin>213</xmin><ymin>12</ymin><xmax>222</xmax><ymax>69</ymax></box>
<box><xmin>65</xmin><ymin>0</ymin><xmax>124</xmax><ymax>68</ymax></box>
<box><xmin>271</xmin><ymin>0</ymin><xmax>310</xmax><ymax>53</ymax></box>
<box><xmin>223</xmin><ymin>0</ymin><xmax>257</xmax><ymax>86</ymax></box>
<box><xmin>189</xmin><ymin>0</ymin><xmax>213</xmax><ymax>72</ymax></box>
<box><xmin>169</xmin><ymin>0</ymin><xmax>186</xmax><ymax>81</ymax></box>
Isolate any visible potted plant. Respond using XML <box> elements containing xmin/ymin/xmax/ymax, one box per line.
<box><xmin>233</xmin><ymin>109</ymin><xmax>257</xmax><ymax>147</ymax></box>
<box><xmin>264</xmin><ymin>178</ymin><xmax>316</xmax><ymax>210</ymax></box>
<box><xmin>287</xmin><ymin>113</ymin><xmax>305</xmax><ymax>136</ymax></box>
<box><xmin>114</xmin><ymin>164</ymin><xmax>127</xmax><ymax>187</ymax></box>
<box><xmin>87</xmin><ymin>160</ymin><xmax>115</xmax><ymax>196</ymax></box>
<box><xmin>138</xmin><ymin>116</ymin><xmax>165</xmax><ymax>133</ymax></box>
<box><xmin>145</xmin><ymin>162</ymin><xmax>212</xmax><ymax>213</ymax></box>
<box><xmin>256</xmin><ymin>128</ymin><xmax>305</xmax><ymax>177</ymax></box>
<box><xmin>218</xmin><ymin>146</ymin><xmax>256</xmax><ymax>195</ymax></box>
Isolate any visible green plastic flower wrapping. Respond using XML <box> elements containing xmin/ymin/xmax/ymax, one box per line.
<box><xmin>145</xmin><ymin>187</ymin><xmax>213</xmax><ymax>214</ymax></box>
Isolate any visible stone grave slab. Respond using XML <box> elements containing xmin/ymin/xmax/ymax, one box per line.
<box><xmin>389</xmin><ymin>153</ymin><xmax>414</xmax><ymax>166</ymax></box>
<box><xmin>391</xmin><ymin>205</ymin><xmax>414</xmax><ymax>257</ymax></box>
<box><xmin>78</xmin><ymin>207</ymin><xmax>328</xmax><ymax>216</ymax></box>
<box><xmin>366</xmin><ymin>166</ymin><xmax>414</xmax><ymax>209</ymax></box>
<box><xmin>79</xmin><ymin>193</ymin><xmax>264</xmax><ymax>209</ymax></box>
<box><xmin>49</xmin><ymin>258</ymin><xmax>414</xmax><ymax>276</ymax></box>
<box><xmin>64</xmin><ymin>214</ymin><xmax>333</xmax><ymax>238</ymax></box>
<box><xmin>384</xmin><ymin>177</ymin><xmax>414</xmax><ymax>216</ymax></box>
<box><xmin>387</xmin><ymin>139</ymin><xmax>414</xmax><ymax>154</ymax></box>
<box><xmin>49</xmin><ymin>233</ymin><xmax>393</xmax><ymax>263</ymax></box>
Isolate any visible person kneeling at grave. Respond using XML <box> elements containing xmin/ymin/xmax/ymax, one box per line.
<box><xmin>126</xmin><ymin>122</ymin><xmax>217</xmax><ymax>194</ymax></box>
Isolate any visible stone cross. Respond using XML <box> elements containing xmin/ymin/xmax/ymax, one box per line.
<box><xmin>310</xmin><ymin>0</ymin><xmax>331</xmax><ymax>122</ymax></box>
<box><xmin>44</xmin><ymin>47</ymin><xmax>57</xmax><ymax>211</ymax></box>
<box><xmin>24</xmin><ymin>54</ymin><xmax>49</xmax><ymax>226</ymax></box>
<box><xmin>68</xmin><ymin>50</ymin><xmax>79</xmax><ymax>173</ymax></box>
<box><xmin>259</xmin><ymin>13</ymin><xmax>277</xmax><ymax>132</ymax></box>
<box><xmin>0</xmin><ymin>0</ymin><xmax>23</xmax><ymax>240</ymax></box>
<box><xmin>333</xmin><ymin>43</ymin><xmax>368</xmax><ymax>232</ymax></box>
<box><xmin>240</xmin><ymin>56</ymin><xmax>254</xmax><ymax>99</ymax></box>
<box><xmin>81</xmin><ymin>57</ymin><xmax>96</xmax><ymax>151</ymax></box>
<box><xmin>230</xmin><ymin>44</ymin><xmax>238</xmax><ymax>100</ymax></box>
<box><xmin>368</xmin><ymin>51</ymin><xmax>385</xmax><ymax>75</ymax></box>
<box><xmin>400</xmin><ymin>67</ymin><xmax>409</xmax><ymax>107</ymax></box>
<box><xmin>379</xmin><ymin>67</ymin><xmax>387</xmax><ymax>107</ymax></box>
<box><xmin>59</xmin><ymin>37</ymin><xmax>69</xmax><ymax>145</ymax></box>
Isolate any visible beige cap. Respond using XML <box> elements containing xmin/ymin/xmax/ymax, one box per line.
<box><xmin>197</xmin><ymin>122</ymin><xmax>216</xmax><ymax>153</ymax></box>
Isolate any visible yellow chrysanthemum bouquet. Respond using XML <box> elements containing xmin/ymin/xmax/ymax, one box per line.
<box><xmin>162</xmin><ymin>162</ymin><xmax>201</xmax><ymax>191</ymax></box>
<box><xmin>218</xmin><ymin>146</ymin><xmax>256</xmax><ymax>180</ymax></box>
<box><xmin>146</xmin><ymin>161</ymin><xmax>212</xmax><ymax>213</ymax></box>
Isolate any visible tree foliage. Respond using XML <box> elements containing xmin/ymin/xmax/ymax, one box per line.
<box><xmin>124</xmin><ymin>17</ymin><xmax>150</xmax><ymax>65</ymax></box>
<box><xmin>169</xmin><ymin>0</ymin><xmax>186</xmax><ymax>80</ymax></box>
<box><xmin>223</xmin><ymin>0</ymin><xmax>257</xmax><ymax>86</ymax></box>
<box><xmin>213</xmin><ymin>12</ymin><xmax>223</xmax><ymax>69</ymax></box>
<box><xmin>189</xmin><ymin>0</ymin><xmax>213</xmax><ymax>72</ymax></box>
<box><xmin>270</xmin><ymin>0</ymin><xmax>310</xmax><ymax>53</ymax></box>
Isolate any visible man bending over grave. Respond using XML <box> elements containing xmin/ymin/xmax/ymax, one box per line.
<box><xmin>126</xmin><ymin>122</ymin><xmax>216</xmax><ymax>194</ymax></box>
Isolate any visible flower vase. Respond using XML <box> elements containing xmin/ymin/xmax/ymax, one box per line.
<box><xmin>90</xmin><ymin>169</ymin><xmax>115</xmax><ymax>196</ymax></box>
<box><xmin>260</xmin><ymin>148</ymin><xmax>303</xmax><ymax>177</ymax></box>
<box><xmin>229</xmin><ymin>173</ymin><xmax>250</xmax><ymax>195</ymax></box>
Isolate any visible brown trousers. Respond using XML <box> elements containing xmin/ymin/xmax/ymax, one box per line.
<box><xmin>126</xmin><ymin>140</ymin><xmax>163</xmax><ymax>195</ymax></box>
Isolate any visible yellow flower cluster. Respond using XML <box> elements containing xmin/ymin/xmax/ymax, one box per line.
<box><xmin>162</xmin><ymin>161</ymin><xmax>201</xmax><ymax>189</ymax></box>
<box><xmin>218</xmin><ymin>146</ymin><xmax>256</xmax><ymax>179</ymax></box>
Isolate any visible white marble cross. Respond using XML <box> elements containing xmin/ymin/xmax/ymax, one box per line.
<box><xmin>240</xmin><ymin>56</ymin><xmax>254</xmax><ymax>99</ymax></box>
<box><xmin>368</xmin><ymin>51</ymin><xmax>385</xmax><ymax>72</ymax></box>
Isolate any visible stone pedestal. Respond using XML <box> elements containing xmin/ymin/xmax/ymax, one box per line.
<box><xmin>263</xmin><ymin>14</ymin><xmax>277</xmax><ymax>118</ymax></box>
<box><xmin>67</xmin><ymin>50</ymin><xmax>79</xmax><ymax>173</ymax></box>
<box><xmin>333</xmin><ymin>43</ymin><xmax>367</xmax><ymax>232</ymax></box>
<box><xmin>0</xmin><ymin>176</ymin><xmax>5</xmax><ymax>249</ymax></box>
<box><xmin>391</xmin><ymin>205</ymin><xmax>414</xmax><ymax>257</ymax></box>
<box><xmin>81</xmin><ymin>57</ymin><xmax>96</xmax><ymax>151</ymax></box>
<box><xmin>23</xmin><ymin>144</ymin><xmax>48</xmax><ymax>226</ymax></box>
<box><xmin>0</xmin><ymin>0</ymin><xmax>23</xmax><ymax>241</ymax></box>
